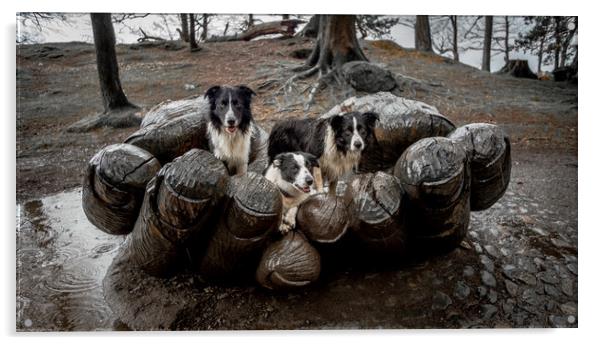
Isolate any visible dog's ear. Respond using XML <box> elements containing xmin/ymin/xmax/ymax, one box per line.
<box><xmin>272</xmin><ymin>153</ymin><xmax>285</xmax><ymax>167</ymax></box>
<box><xmin>236</xmin><ymin>85</ymin><xmax>256</xmax><ymax>102</ymax></box>
<box><xmin>329</xmin><ymin>114</ymin><xmax>344</xmax><ymax>129</ymax></box>
<box><xmin>362</xmin><ymin>112</ymin><xmax>380</xmax><ymax>129</ymax></box>
<box><xmin>303</xmin><ymin>153</ymin><xmax>320</xmax><ymax>168</ymax></box>
<box><xmin>204</xmin><ymin>86</ymin><xmax>222</xmax><ymax>101</ymax></box>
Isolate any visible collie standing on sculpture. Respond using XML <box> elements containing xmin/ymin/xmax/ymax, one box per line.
<box><xmin>204</xmin><ymin>85</ymin><xmax>257</xmax><ymax>175</ymax></box>
<box><xmin>267</xmin><ymin>111</ymin><xmax>379</xmax><ymax>192</ymax></box>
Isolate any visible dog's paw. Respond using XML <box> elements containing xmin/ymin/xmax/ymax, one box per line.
<box><xmin>279</xmin><ymin>221</ymin><xmax>293</xmax><ymax>235</ymax></box>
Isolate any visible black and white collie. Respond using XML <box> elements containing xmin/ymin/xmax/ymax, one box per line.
<box><xmin>204</xmin><ymin>85</ymin><xmax>256</xmax><ymax>175</ymax></box>
<box><xmin>268</xmin><ymin>112</ymin><xmax>379</xmax><ymax>192</ymax></box>
<box><xmin>264</xmin><ymin>152</ymin><xmax>320</xmax><ymax>233</ymax></box>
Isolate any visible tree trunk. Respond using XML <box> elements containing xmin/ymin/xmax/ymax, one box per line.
<box><xmin>560</xmin><ymin>17</ymin><xmax>577</xmax><ymax>69</ymax></box>
<box><xmin>504</xmin><ymin>16</ymin><xmax>510</xmax><ymax>63</ymax></box>
<box><xmin>297</xmin><ymin>15</ymin><xmax>368</xmax><ymax>77</ymax></box>
<box><xmin>451</xmin><ymin>16</ymin><xmax>459</xmax><ymax>62</ymax></box>
<box><xmin>90</xmin><ymin>13</ymin><xmax>135</xmax><ymax>112</ymax></box>
<box><xmin>179</xmin><ymin>14</ymin><xmax>189</xmax><ymax>42</ymax></box>
<box><xmin>206</xmin><ymin>19</ymin><xmax>305</xmax><ymax>42</ymax></box>
<box><xmin>201</xmin><ymin>14</ymin><xmax>209</xmax><ymax>41</ymax></box>
<box><xmin>282</xmin><ymin>14</ymin><xmax>290</xmax><ymax>20</ymax></box>
<box><xmin>189</xmin><ymin>14</ymin><xmax>199</xmax><ymax>51</ymax></box>
<box><xmin>248</xmin><ymin>14</ymin><xmax>254</xmax><ymax>30</ymax></box>
<box><xmin>482</xmin><ymin>16</ymin><xmax>493</xmax><ymax>72</ymax></box>
<box><xmin>537</xmin><ymin>36</ymin><xmax>544</xmax><ymax>74</ymax></box>
<box><xmin>554</xmin><ymin>16</ymin><xmax>561</xmax><ymax>69</ymax></box>
<box><xmin>297</xmin><ymin>15</ymin><xmax>319</xmax><ymax>38</ymax></box>
<box><xmin>415</xmin><ymin>15</ymin><xmax>432</xmax><ymax>52</ymax></box>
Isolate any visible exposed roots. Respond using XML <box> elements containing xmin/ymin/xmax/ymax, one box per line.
<box><xmin>67</xmin><ymin>105</ymin><xmax>142</xmax><ymax>132</ymax></box>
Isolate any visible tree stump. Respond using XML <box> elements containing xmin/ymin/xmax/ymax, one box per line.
<box><xmin>140</xmin><ymin>96</ymin><xmax>209</xmax><ymax>128</ymax></box>
<box><xmin>256</xmin><ymin>231</ymin><xmax>321</xmax><ymax>290</ymax></box>
<box><xmin>394</xmin><ymin>137</ymin><xmax>470</xmax><ymax>251</ymax></box>
<box><xmin>322</xmin><ymin>92</ymin><xmax>456</xmax><ymax>171</ymax></box>
<box><xmin>448</xmin><ymin>123</ymin><xmax>511</xmax><ymax>211</ymax></box>
<box><xmin>82</xmin><ymin>144</ymin><xmax>161</xmax><ymax>235</ymax></box>
<box><xmin>497</xmin><ymin>60</ymin><xmax>537</xmax><ymax>79</ymax></box>
<box><xmin>122</xmin><ymin>149</ymin><xmax>229</xmax><ymax>277</ymax></box>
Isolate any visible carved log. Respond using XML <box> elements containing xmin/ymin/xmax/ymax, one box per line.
<box><xmin>296</xmin><ymin>193</ymin><xmax>351</xmax><ymax>244</ymax></box>
<box><xmin>125</xmin><ymin>113</ymin><xmax>209</xmax><ymax>164</ymax></box>
<box><xmin>256</xmin><ymin>231</ymin><xmax>321</xmax><ymax>290</ymax></box>
<box><xmin>448</xmin><ymin>123</ymin><xmax>511</xmax><ymax>211</ymax></box>
<box><xmin>141</xmin><ymin>96</ymin><xmax>209</xmax><ymax>128</ymax></box>
<box><xmin>82</xmin><ymin>144</ymin><xmax>161</xmax><ymax>235</ymax></box>
<box><xmin>123</xmin><ymin>149</ymin><xmax>229</xmax><ymax>277</ymax></box>
<box><xmin>322</xmin><ymin>92</ymin><xmax>456</xmax><ymax>172</ymax></box>
<box><xmin>394</xmin><ymin>137</ymin><xmax>470</xmax><ymax>250</ymax></box>
<box><xmin>206</xmin><ymin>19</ymin><xmax>305</xmax><ymax>42</ymax></box>
<box><xmin>195</xmin><ymin>172</ymin><xmax>282</xmax><ymax>281</ymax></box>
<box><xmin>343</xmin><ymin>172</ymin><xmax>408</xmax><ymax>258</ymax></box>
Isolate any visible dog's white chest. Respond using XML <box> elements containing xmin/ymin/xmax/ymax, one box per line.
<box><xmin>207</xmin><ymin>125</ymin><xmax>252</xmax><ymax>174</ymax></box>
<box><xmin>320</xmin><ymin>126</ymin><xmax>361</xmax><ymax>181</ymax></box>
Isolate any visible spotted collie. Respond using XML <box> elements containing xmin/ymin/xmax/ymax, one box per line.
<box><xmin>264</xmin><ymin>151</ymin><xmax>320</xmax><ymax>233</ymax></box>
<box><xmin>267</xmin><ymin>112</ymin><xmax>379</xmax><ymax>192</ymax></box>
<box><xmin>204</xmin><ymin>85</ymin><xmax>256</xmax><ymax>175</ymax></box>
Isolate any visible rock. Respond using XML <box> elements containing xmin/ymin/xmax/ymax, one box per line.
<box><xmin>484</xmin><ymin>245</ymin><xmax>501</xmax><ymax>258</ymax></box>
<box><xmin>454</xmin><ymin>281</ymin><xmax>471</xmax><ymax>300</ymax></box>
<box><xmin>184</xmin><ymin>84</ymin><xmax>196</xmax><ymax>90</ymax></box>
<box><xmin>477</xmin><ymin>286</ymin><xmax>488</xmax><ymax>298</ymax></box>
<box><xmin>517</xmin><ymin>257</ymin><xmax>538</xmax><ymax>274</ymax></box>
<box><xmin>463</xmin><ymin>266</ymin><xmax>475</xmax><ymax>277</ymax></box>
<box><xmin>432</xmin><ymin>291</ymin><xmax>452</xmax><ymax>311</ymax></box>
<box><xmin>566</xmin><ymin>263</ymin><xmax>578</xmax><ymax>275</ymax></box>
<box><xmin>560</xmin><ymin>278</ymin><xmax>574</xmax><ymax>296</ymax></box>
<box><xmin>567</xmin><ymin>315</ymin><xmax>576</xmax><ymax>324</ymax></box>
<box><xmin>560</xmin><ymin>302</ymin><xmax>577</xmax><ymax>315</ymax></box>
<box><xmin>537</xmin><ymin>270</ymin><xmax>560</xmax><ymax>284</ymax></box>
<box><xmin>530</xmin><ymin>227</ymin><xmax>549</xmax><ymax>236</ymax></box>
<box><xmin>481</xmin><ymin>304</ymin><xmax>498</xmax><ymax>320</ymax></box>
<box><xmin>543</xmin><ymin>284</ymin><xmax>560</xmax><ymax>297</ymax></box>
<box><xmin>481</xmin><ymin>271</ymin><xmax>497</xmax><ymax>287</ymax></box>
<box><xmin>480</xmin><ymin>255</ymin><xmax>495</xmax><ymax>272</ymax></box>
<box><xmin>341</xmin><ymin>61</ymin><xmax>398</xmax><ymax>93</ymax></box>
<box><xmin>551</xmin><ymin>238</ymin><xmax>572</xmax><ymax>249</ymax></box>
<box><xmin>545</xmin><ymin>300</ymin><xmax>558</xmax><ymax>311</ymax></box>
<box><xmin>488</xmin><ymin>290</ymin><xmax>498</xmax><ymax>304</ymax></box>
<box><xmin>504</xmin><ymin>279</ymin><xmax>519</xmax><ymax>297</ymax></box>
<box><xmin>548</xmin><ymin>315</ymin><xmax>567</xmax><ymax>328</ymax></box>
<box><xmin>521</xmin><ymin>288</ymin><xmax>540</xmax><ymax>306</ymax></box>
<box><xmin>502</xmin><ymin>299</ymin><xmax>515</xmax><ymax>315</ymax></box>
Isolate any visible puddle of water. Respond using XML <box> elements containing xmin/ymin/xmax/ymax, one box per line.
<box><xmin>16</xmin><ymin>188</ymin><xmax>125</xmax><ymax>331</ymax></box>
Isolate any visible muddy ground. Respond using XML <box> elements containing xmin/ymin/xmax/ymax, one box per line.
<box><xmin>16</xmin><ymin>38</ymin><xmax>577</xmax><ymax>330</ymax></box>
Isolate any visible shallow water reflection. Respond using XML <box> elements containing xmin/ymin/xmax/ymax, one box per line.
<box><xmin>17</xmin><ymin>188</ymin><xmax>125</xmax><ymax>331</ymax></box>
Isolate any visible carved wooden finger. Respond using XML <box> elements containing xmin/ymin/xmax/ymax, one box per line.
<box><xmin>448</xmin><ymin>123</ymin><xmax>511</xmax><ymax>211</ymax></box>
<box><xmin>125</xmin><ymin>114</ymin><xmax>209</xmax><ymax>164</ymax></box>
<box><xmin>256</xmin><ymin>231</ymin><xmax>321</xmax><ymax>290</ymax></box>
<box><xmin>141</xmin><ymin>96</ymin><xmax>209</xmax><ymax>128</ymax></box>
<box><xmin>296</xmin><ymin>193</ymin><xmax>351</xmax><ymax>244</ymax></box>
<box><xmin>394</xmin><ymin>137</ymin><xmax>470</xmax><ymax>250</ymax></box>
<box><xmin>82</xmin><ymin>144</ymin><xmax>161</xmax><ymax>235</ymax></box>
<box><xmin>123</xmin><ymin>149</ymin><xmax>229</xmax><ymax>277</ymax></box>
<box><xmin>322</xmin><ymin>92</ymin><xmax>456</xmax><ymax>171</ymax></box>
<box><xmin>343</xmin><ymin>172</ymin><xmax>408</xmax><ymax>256</ymax></box>
<box><xmin>195</xmin><ymin>172</ymin><xmax>282</xmax><ymax>281</ymax></box>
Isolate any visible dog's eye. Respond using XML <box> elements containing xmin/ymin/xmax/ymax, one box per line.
<box><xmin>232</xmin><ymin>100</ymin><xmax>239</xmax><ymax>106</ymax></box>
<box><xmin>221</xmin><ymin>100</ymin><xmax>228</xmax><ymax>107</ymax></box>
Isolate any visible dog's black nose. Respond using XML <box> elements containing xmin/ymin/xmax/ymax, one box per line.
<box><xmin>354</xmin><ymin>141</ymin><xmax>362</xmax><ymax>149</ymax></box>
<box><xmin>227</xmin><ymin>119</ymin><xmax>235</xmax><ymax>126</ymax></box>
<box><xmin>305</xmin><ymin>177</ymin><xmax>313</xmax><ymax>185</ymax></box>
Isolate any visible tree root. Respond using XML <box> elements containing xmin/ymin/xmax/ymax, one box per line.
<box><xmin>67</xmin><ymin>105</ymin><xmax>142</xmax><ymax>133</ymax></box>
